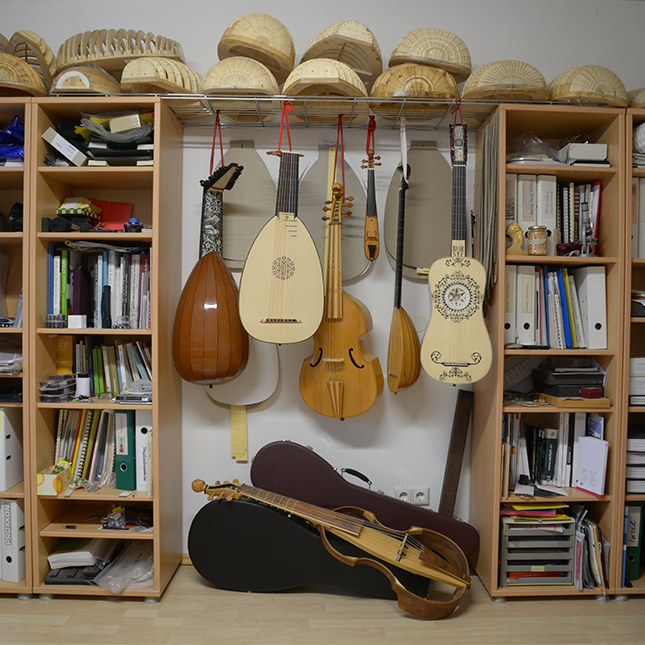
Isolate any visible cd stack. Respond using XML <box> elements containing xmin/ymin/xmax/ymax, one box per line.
<box><xmin>626</xmin><ymin>426</ymin><xmax>645</xmax><ymax>494</ymax></box>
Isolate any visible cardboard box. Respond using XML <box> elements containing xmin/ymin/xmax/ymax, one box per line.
<box><xmin>109</xmin><ymin>113</ymin><xmax>141</xmax><ymax>133</ymax></box>
<box><xmin>36</xmin><ymin>460</ymin><xmax>72</xmax><ymax>495</ymax></box>
<box><xmin>42</xmin><ymin>127</ymin><xmax>87</xmax><ymax>166</ymax></box>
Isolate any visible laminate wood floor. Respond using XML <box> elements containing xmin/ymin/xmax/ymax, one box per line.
<box><xmin>0</xmin><ymin>565</ymin><xmax>644</xmax><ymax>644</ymax></box>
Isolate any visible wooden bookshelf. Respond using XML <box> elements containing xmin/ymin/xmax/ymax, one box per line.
<box><xmin>471</xmin><ymin>103</ymin><xmax>626</xmax><ymax>599</ymax></box>
<box><xmin>27</xmin><ymin>97</ymin><xmax>183</xmax><ymax>600</ymax></box>
<box><xmin>0</xmin><ymin>98</ymin><xmax>31</xmax><ymax>598</ymax></box>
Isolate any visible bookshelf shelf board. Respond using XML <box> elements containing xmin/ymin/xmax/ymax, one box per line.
<box><xmin>0</xmin><ymin>232</ymin><xmax>24</xmax><ymax>247</ymax></box>
<box><xmin>38</xmin><ymin>489</ymin><xmax>152</xmax><ymax>502</ymax></box>
<box><xmin>628</xmin><ymin>406</ymin><xmax>645</xmax><ymax>413</ymax></box>
<box><xmin>0</xmin><ymin>371</ymin><xmax>23</xmax><ymax>378</ymax></box>
<box><xmin>37</xmin><ymin>328</ymin><xmax>151</xmax><ymax>336</ymax></box>
<box><xmin>31</xmin><ymin>583</ymin><xmax>153</xmax><ymax>597</ymax></box>
<box><xmin>38</xmin><ymin>166</ymin><xmax>153</xmax><ymax>190</ymax></box>
<box><xmin>0</xmin><ymin>480</ymin><xmax>25</xmax><ymax>498</ymax></box>
<box><xmin>633</xmin><ymin>167</ymin><xmax>645</xmax><ymax>178</ymax></box>
<box><xmin>37</xmin><ymin>401</ymin><xmax>153</xmax><ymax>411</ymax></box>
<box><xmin>40</xmin><ymin>506</ymin><xmax>154</xmax><ymax>540</ymax></box>
<box><xmin>624</xmin><ymin>494</ymin><xmax>645</xmax><ymax>502</ymax></box>
<box><xmin>0</xmin><ymin>327</ymin><xmax>22</xmax><ymax>334</ymax></box>
<box><xmin>491</xmin><ymin>585</ymin><xmax>608</xmax><ymax>598</ymax></box>
<box><xmin>0</xmin><ymin>579</ymin><xmax>28</xmax><ymax>591</ymax></box>
<box><xmin>630</xmin><ymin>318</ymin><xmax>645</xmax><ymax>323</ymax></box>
<box><xmin>504</xmin><ymin>348</ymin><xmax>615</xmax><ymax>357</ymax></box>
<box><xmin>0</xmin><ymin>167</ymin><xmax>24</xmax><ymax>189</ymax></box>
<box><xmin>501</xmin><ymin>490</ymin><xmax>610</xmax><ymax>503</ymax></box>
<box><xmin>38</xmin><ymin>232</ymin><xmax>153</xmax><ymax>243</ymax></box>
<box><xmin>503</xmin><ymin>404</ymin><xmax>615</xmax><ymax>414</ymax></box>
<box><xmin>506</xmin><ymin>255</ymin><xmax>616</xmax><ymax>266</ymax></box>
<box><xmin>505</xmin><ymin>163</ymin><xmax>617</xmax><ymax>180</ymax></box>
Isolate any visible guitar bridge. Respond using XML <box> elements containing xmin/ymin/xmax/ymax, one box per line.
<box><xmin>260</xmin><ymin>318</ymin><xmax>302</xmax><ymax>324</ymax></box>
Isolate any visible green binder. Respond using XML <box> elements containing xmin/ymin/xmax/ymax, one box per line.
<box><xmin>114</xmin><ymin>409</ymin><xmax>136</xmax><ymax>490</ymax></box>
<box><xmin>626</xmin><ymin>501</ymin><xmax>644</xmax><ymax>580</ymax></box>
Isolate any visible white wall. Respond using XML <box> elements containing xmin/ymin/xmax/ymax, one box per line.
<box><xmin>3</xmin><ymin>0</ymin><xmax>645</xmax><ymax>549</ymax></box>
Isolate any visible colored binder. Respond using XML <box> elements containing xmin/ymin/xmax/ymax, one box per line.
<box><xmin>135</xmin><ymin>409</ymin><xmax>152</xmax><ymax>492</ymax></box>
<box><xmin>0</xmin><ymin>408</ymin><xmax>23</xmax><ymax>491</ymax></box>
<box><xmin>1</xmin><ymin>498</ymin><xmax>25</xmax><ymax>582</ymax></box>
<box><xmin>572</xmin><ymin>266</ymin><xmax>607</xmax><ymax>350</ymax></box>
<box><xmin>114</xmin><ymin>410</ymin><xmax>136</xmax><ymax>490</ymax></box>
<box><xmin>626</xmin><ymin>501</ymin><xmax>643</xmax><ymax>580</ymax></box>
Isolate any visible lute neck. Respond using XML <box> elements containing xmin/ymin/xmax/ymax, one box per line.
<box><xmin>394</xmin><ymin>166</ymin><xmax>409</xmax><ymax>309</ymax></box>
<box><xmin>276</xmin><ymin>151</ymin><xmax>299</xmax><ymax>217</ymax></box>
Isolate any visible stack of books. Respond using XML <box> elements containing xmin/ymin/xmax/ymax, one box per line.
<box><xmin>629</xmin><ymin>354</ymin><xmax>645</xmax><ymax>406</ymax></box>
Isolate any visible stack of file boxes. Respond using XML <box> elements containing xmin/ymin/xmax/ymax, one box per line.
<box><xmin>500</xmin><ymin>517</ymin><xmax>575</xmax><ymax>586</ymax></box>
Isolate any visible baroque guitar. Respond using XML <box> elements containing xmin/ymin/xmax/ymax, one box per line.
<box><xmin>420</xmin><ymin>124</ymin><xmax>492</xmax><ymax>384</ymax></box>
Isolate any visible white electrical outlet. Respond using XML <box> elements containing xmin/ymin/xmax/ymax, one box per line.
<box><xmin>394</xmin><ymin>486</ymin><xmax>411</xmax><ymax>503</ymax></box>
<box><xmin>412</xmin><ymin>487</ymin><xmax>430</xmax><ymax>506</ymax></box>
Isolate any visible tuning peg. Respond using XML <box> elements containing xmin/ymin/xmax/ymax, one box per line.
<box><xmin>345</xmin><ymin>196</ymin><xmax>354</xmax><ymax>202</ymax></box>
<box><xmin>233</xmin><ymin>479</ymin><xmax>239</xmax><ymax>484</ymax></box>
<box><xmin>226</xmin><ymin>494</ymin><xmax>234</xmax><ymax>502</ymax></box>
<box><xmin>322</xmin><ymin>216</ymin><xmax>330</xmax><ymax>221</ymax></box>
<box><xmin>342</xmin><ymin>210</ymin><xmax>352</xmax><ymax>217</ymax></box>
<box><xmin>215</xmin><ymin>480</ymin><xmax>220</xmax><ymax>485</ymax></box>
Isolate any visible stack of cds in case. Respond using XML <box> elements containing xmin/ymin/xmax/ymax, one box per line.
<box><xmin>626</xmin><ymin>426</ymin><xmax>645</xmax><ymax>494</ymax></box>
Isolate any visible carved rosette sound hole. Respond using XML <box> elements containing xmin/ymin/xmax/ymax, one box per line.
<box><xmin>272</xmin><ymin>256</ymin><xmax>295</xmax><ymax>280</ymax></box>
<box><xmin>432</xmin><ymin>271</ymin><xmax>483</xmax><ymax>322</ymax></box>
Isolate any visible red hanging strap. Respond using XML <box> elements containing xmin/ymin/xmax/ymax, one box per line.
<box><xmin>366</xmin><ymin>115</ymin><xmax>376</xmax><ymax>155</ymax></box>
<box><xmin>209</xmin><ymin>110</ymin><xmax>224</xmax><ymax>175</ymax></box>
<box><xmin>278</xmin><ymin>101</ymin><xmax>293</xmax><ymax>153</ymax></box>
<box><xmin>451</xmin><ymin>99</ymin><xmax>464</xmax><ymax>145</ymax></box>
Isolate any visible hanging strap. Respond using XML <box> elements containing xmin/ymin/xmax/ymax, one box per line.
<box><xmin>366</xmin><ymin>114</ymin><xmax>376</xmax><ymax>155</ymax></box>
<box><xmin>333</xmin><ymin>114</ymin><xmax>346</xmax><ymax>189</ymax></box>
<box><xmin>278</xmin><ymin>101</ymin><xmax>294</xmax><ymax>153</ymax></box>
<box><xmin>209</xmin><ymin>110</ymin><xmax>224</xmax><ymax>175</ymax></box>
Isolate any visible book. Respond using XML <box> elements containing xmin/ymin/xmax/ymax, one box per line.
<box><xmin>0</xmin><ymin>408</ymin><xmax>23</xmax><ymax>491</ymax></box>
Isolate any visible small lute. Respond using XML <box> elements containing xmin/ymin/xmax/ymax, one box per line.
<box><xmin>172</xmin><ymin>164</ymin><xmax>249</xmax><ymax>385</ymax></box>
<box><xmin>387</xmin><ymin>120</ymin><xmax>421</xmax><ymax>393</ymax></box>
<box><xmin>362</xmin><ymin>147</ymin><xmax>380</xmax><ymax>261</ymax></box>
<box><xmin>420</xmin><ymin>124</ymin><xmax>492</xmax><ymax>384</ymax></box>
<box><xmin>193</xmin><ymin>478</ymin><xmax>471</xmax><ymax>620</ymax></box>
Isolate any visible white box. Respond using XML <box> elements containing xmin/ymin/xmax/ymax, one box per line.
<box><xmin>629</xmin><ymin>376</ymin><xmax>645</xmax><ymax>395</ymax></box>
<box><xmin>630</xmin><ymin>354</ymin><xmax>645</xmax><ymax>375</ymax></box>
<box><xmin>42</xmin><ymin>127</ymin><xmax>87</xmax><ymax>166</ymax></box>
<box><xmin>0</xmin><ymin>409</ymin><xmax>23</xmax><ymax>492</ymax></box>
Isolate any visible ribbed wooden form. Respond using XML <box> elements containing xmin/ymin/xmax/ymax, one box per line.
<box><xmin>548</xmin><ymin>65</ymin><xmax>627</xmax><ymax>107</ymax></box>
<box><xmin>370</xmin><ymin>64</ymin><xmax>458</xmax><ymax>119</ymax></box>
<box><xmin>201</xmin><ymin>57</ymin><xmax>279</xmax><ymax>122</ymax></box>
<box><xmin>462</xmin><ymin>59</ymin><xmax>548</xmax><ymax>101</ymax></box>
<box><xmin>172</xmin><ymin>251</ymin><xmax>249</xmax><ymax>386</ymax></box>
<box><xmin>283</xmin><ymin>58</ymin><xmax>368</xmax><ymax>124</ymax></box>
<box><xmin>50</xmin><ymin>65</ymin><xmax>120</xmax><ymax>94</ymax></box>
<box><xmin>0</xmin><ymin>52</ymin><xmax>46</xmax><ymax>96</ymax></box>
<box><xmin>57</xmin><ymin>29</ymin><xmax>185</xmax><ymax>73</ymax></box>
<box><xmin>218</xmin><ymin>13</ymin><xmax>295</xmax><ymax>85</ymax></box>
<box><xmin>628</xmin><ymin>87</ymin><xmax>645</xmax><ymax>108</ymax></box>
<box><xmin>121</xmin><ymin>57</ymin><xmax>202</xmax><ymax>94</ymax></box>
<box><xmin>7</xmin><ymin>30</ymin><xmax>57</xmax><ymax>92</ymax></box>
<box><xmin>389</xmin><ymin>28</ymin><xmax>471</xmax><ymax>83</ymax></box>
<box><xmin>301</xmin><ymin>21</ymin><xmax>382</xmax><ymax>91</ymax></box>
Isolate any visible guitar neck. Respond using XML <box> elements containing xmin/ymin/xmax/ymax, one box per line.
<box><xmin>239</xmin><ymin>484</ymin><xmax>361</xmax><ymax>535</ymax></box>
<box><xmin>451</xmin><ymin>163</ymin><xmax>467</xmax><ymax>246</ymax></box>
<box><xmin>276</xmin><ymin>151</ymin><xmax>299</xmax><ymax>217</ymax></box>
